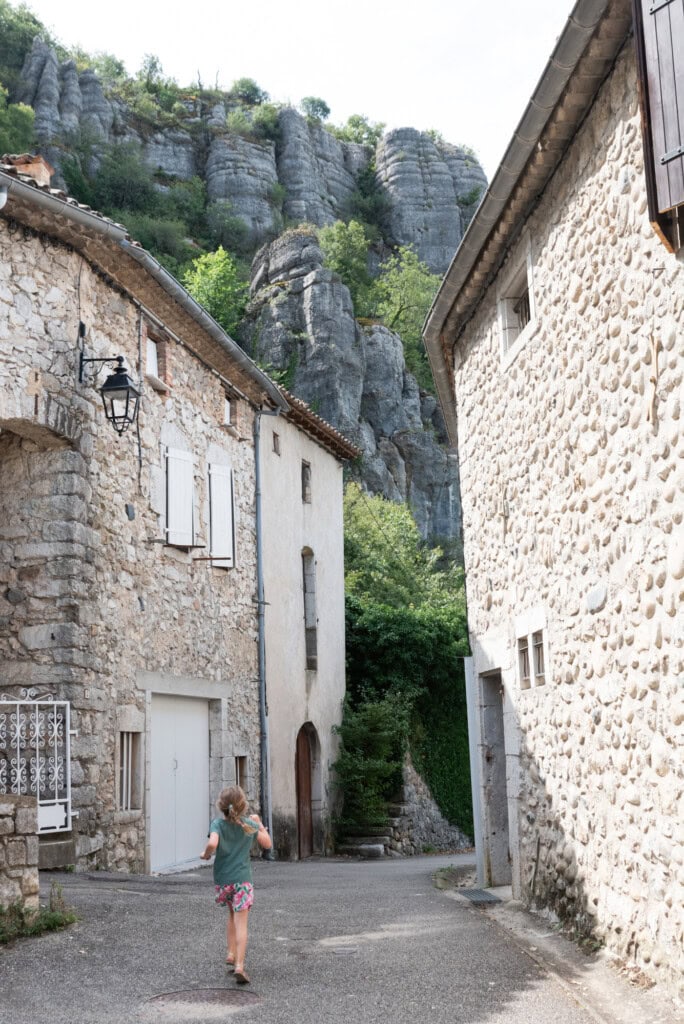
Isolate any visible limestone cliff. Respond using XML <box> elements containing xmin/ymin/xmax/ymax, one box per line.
<box><xmin>240</xmin><ymin>231</ymin><xmax>462</xmax><ymax>542</ymax></box>
<box><xmin>15</xmin><ymin>37</ymin><xmax>485</xmax><ymax>543</ymax></box>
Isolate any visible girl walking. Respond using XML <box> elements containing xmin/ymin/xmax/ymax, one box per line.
<box><xmin>200</xmin><ymin>785</ymin><xmax>272</xmax><ymax>985</ymax></box>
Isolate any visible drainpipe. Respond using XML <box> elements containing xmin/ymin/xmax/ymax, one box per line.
<box><xmin>254</xmin><ymin>406</ymin><xmax>280</xmax><ymax>858</ymax></box>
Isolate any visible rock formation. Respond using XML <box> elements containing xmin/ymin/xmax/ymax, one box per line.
<box><xmin>240</xmin><ymin>231</ymin><xmax>462</xmax><ymax>542</ymax></box>
<box><xmin>14</xmin><ymin>37</ymin><xmax>486</xmax><ymax>543</ymax></box>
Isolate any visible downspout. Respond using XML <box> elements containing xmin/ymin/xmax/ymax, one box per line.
<box><xmin>254</xmin><ymin>405</ymin><xmax>281</xmax><ymax>857</ymax></box>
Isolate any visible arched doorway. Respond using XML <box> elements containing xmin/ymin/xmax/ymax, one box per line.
<box><xmin>295</xmin><ymin>723</ymin><xmax>320</xmax><ymax>859</ymax></box>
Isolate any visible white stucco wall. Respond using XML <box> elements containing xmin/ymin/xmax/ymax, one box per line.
<box><xmin>259</xmin><ymin>414</ymin><xmax>346</xmax><ymax>858</ymax></box>
<box><xmin>450</xmin><ymin>45</ymin><xmax>683</xmax><ymax>997</ymax></box>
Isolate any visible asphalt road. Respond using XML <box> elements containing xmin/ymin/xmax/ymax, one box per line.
<box><xmin>0</xmin><ymin>854</ymin><xmax>636</xmax><ymax>1024</ymax></box>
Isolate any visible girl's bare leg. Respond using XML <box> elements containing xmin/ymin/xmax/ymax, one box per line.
<box><xmin>226</xmin><ymin>908</ymin><xmax>236</xmax><ymax>963</ymax></box>
<box><xmin>233</xmin><ymin>909</ymin><xmax>249</xmax><ymax>975</ymax></box>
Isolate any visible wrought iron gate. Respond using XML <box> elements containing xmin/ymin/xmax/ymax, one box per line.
<box><xmin>0</xmin><ymin>688</ymin><xmax>72</xmax><ymax>833</ymax></box>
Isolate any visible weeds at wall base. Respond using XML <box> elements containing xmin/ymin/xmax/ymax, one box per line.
<box><xmin>0</xmin><ymin>881</ymin><xmax>77</xmax><ymax>944</ymax></box>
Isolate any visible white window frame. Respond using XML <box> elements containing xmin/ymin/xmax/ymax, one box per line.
<box><xmin>165</xmin><ymin>447</ymin><xmax>195</xmax><ymax>547</ymax></box>
<box><xmin>514</xmin><ymin>606</ymin><xmax>549</xmax><ymax>690</ymax></box>
<box><xmin>498</xmin><ymin>235</ymin><xmax>537</xmax><ymax>368</ymax></box>
<box><xmin>209</xmin><ymin>462</ymin><xmax>235</xmax><ymax>568</ymax></box>
<box><xmin>146</xmin><ymin>337</ymin><xmax>159</xmax><ymax>377</ymax></box>
<box><xmin>223</xmin><ymin>395</ymin><xmax>233</xmax><ymax>426</ymax></box>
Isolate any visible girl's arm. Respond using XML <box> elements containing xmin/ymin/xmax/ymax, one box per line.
<box><xmin>249</xmin><ymin>815</ymin><xmax>273</xmax><ymax>851</ymax></box>
<box><xmin>200</xmin><ymin>831</ymin><xmax>219</xmax><ymax>860</ymax></box>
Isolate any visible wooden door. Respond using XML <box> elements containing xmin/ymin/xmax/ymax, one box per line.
<box><xmin>296</xmin><ymin>726</ymin><xmax>313</xmax><ymax>859</ymax></box>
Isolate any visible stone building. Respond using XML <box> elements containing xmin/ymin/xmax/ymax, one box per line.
<box><xmin>0</xmin><ymin>155</ymin><xmax>355</xmax><ymax>873</ymax></box>
<box><xmin>424</xmin><ymin>0</ymin><xmax>683</xmax><ymax>1000</ymax></box>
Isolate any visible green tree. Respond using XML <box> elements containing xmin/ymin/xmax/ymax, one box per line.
<box><xmin>91</xmin><ymin>143</ymin><xmax>156</xmax><ymax>212</ymax></box>
<box><xmin>300</xmin><ymin>96</ymin><xmax>330</xmax><ymax>121</ymax></box>
<box><xmin>229</xmin><ymin>77</ymin><xmax>268</xmax><ymax>105</ymax></box>
<box><xmin>337</xmin><ymin>483</ymin><xmax>472</xmax><ymax>835</ymax></box>
<box><xmin>318</xmin><ymin>219</ymin><xmax>372</xmax><ymax>315</ymax></box>
<box><xmin>375</xmin><ymin>247</ymin><xmax>441</xmax><ymax>391</ymax></box>
<box><xmin>183</xmin><ymin>246</ymin><xmax>248</xmax><ymax>336</ymax></box>
<box><xmin>0</xmin><ymin>0</ymin><xmax>50</xmax><ymax>94</ymax></box>
<box><xmin>0</xmin><ymin>85</ymin><xmax>33</xmax><ymax>153</ymax></box>
<box><xmin>330</xmin><ymin>114</ymin><xmax>385</xmax><ymax>147</ymax></box>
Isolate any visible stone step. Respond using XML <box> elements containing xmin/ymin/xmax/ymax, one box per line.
<box><xmin>343</xmin><ymin>825</ymin><xmax>391</xmax><ymax>837</ymax></box>
<box><xmin>387</xmin><ymin>804</ymin><xmax>406</xmax><ymax>817</ymax></box>
<box><xmin>342</xmin><ymin>835</ymin><xmax>391</xmax><ymax>847</ymax></box>
<box><xmin>337</xmin><ymin>842</ymin><xmax>385</xmax><ymax>859</ymax></box>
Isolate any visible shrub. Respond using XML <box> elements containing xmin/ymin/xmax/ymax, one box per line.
<box><xmin>229</xmin><ymin>77</ymin><xmax>268</xmax><ymax>105</ymax></box>
<box><xmin>319</xmin><ymin>219</ymin><xmax>373</xmax><ymax>315</ymax></box>
<box><xmin>206</xmin><ymin>201</ymin><xmax>249</xmax><ymax>253</ymax></box>
<box><xmin>225</xmin><ymin>108</ymin><xmax>251</xmax><ymax>137</ymax></box>
<box><xmin>91</xmin><ymin>143</ymin><xmax>156</xmax><ymax>212</ymax></box>
<box><xmin>330</xmin><ymin>114</ymin><xmax>385</xmax><ymax>148</ymax></box>
<box><xmin>183</xmin><ymin>246</ymin><xmax>249</xmax><ymax>336</ymax></box>
<box><xmin>251</xmin><ymin>102</ymin><xmax>280</xmax><ymax>141</ymax></box>
<box><xmin>332</xmin><ymin>692</ymin><xmax>410</xmax><ymax>830</ymax></box>
<box><xmin>0</xmin><ymin>86</ymin><xmax>34</xmax><ymax>153</ymax></box>
<box><xmin>300</xmin><ymin>96</ymin><xmax>330</xmax><ymax>121</ymax></box>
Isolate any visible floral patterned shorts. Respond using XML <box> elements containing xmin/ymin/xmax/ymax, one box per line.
<box><xmin>214</xmin><ymin>882</ymin><xmax>254</xmax><ymax>912</ymax></box>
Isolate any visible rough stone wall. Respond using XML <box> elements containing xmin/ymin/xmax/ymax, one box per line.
<box><xmin>452</xmin><ymin>46</ymin><xmax>683</xmax><ymax>997</ymax></box>
<box><xmin>388</xmin><ymin>758</ymin><xmax>471</xmax><ymax>856</ymax></box>
<box><xmin>0</xmin><ymin>221</ymin><xmax>261</xmax><ymax>872</ymax></box>
<box><xmin>0</xmin><ymin>796</ymin><xmax>39</xmax><ymax>912</ymax></box>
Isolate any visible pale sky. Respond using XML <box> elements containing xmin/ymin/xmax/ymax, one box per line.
<box><xmin>20</xmin><ymin>0</ymin><xmax>572</xmax><ymax>179</ymax></box>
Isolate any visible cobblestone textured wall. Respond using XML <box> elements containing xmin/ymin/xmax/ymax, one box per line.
<box><xmin>0</xmin><ymin>796</ymin><xmax>39</xmax><ymax>912</ymax></box>
<box><xmin>453</xmin><ymin>47</ymin><xmax>683</xmax><ymax>996</ymax></box>
<box><xmin>0</xmin><ymin>224</ymin><xmax>260</xmax><ymax>871</ymax></box>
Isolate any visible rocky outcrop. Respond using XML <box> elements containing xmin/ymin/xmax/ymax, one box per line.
<box><xmin>276</xmin><ymin>107</ymin><xmax>369</xmax><ymax>226</ymax></box>
<box><xmin>376</xmin><ymin>128</ymin><xmax>487</xmax><ymax>273</ymax></box>
<box><xmin>240</xmin><ymin>231</ymin><xmax>462</xmax><ymax>541</ymax></box>
<box><xmin>15</xmin><ymin>41</ymin><xmax>486</xmax><ymax>273</ymax></box>
<box><xmin>206</xmin><ymin>135</ymin><xmax>279</xmax><ymax>245</ymax></box>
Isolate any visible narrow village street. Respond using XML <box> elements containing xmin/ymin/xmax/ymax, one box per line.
<box><xmin>2</xmin><ymin>854</ymin><xmax>679</xmax><ymax>1024</ymax></box>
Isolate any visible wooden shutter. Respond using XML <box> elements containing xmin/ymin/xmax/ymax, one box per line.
<box><xmin>209</xmin><ymin>463</ymin><xmax>235</xmax><ymax>568</ymax></box>
<box><xmin>166</xmin><ymin>448</ymin><xmax>194</xmax><ymax>546</ymax></box>
<box><xmin>636</xmin><ymin>0</ymin><xmax>684</xmax><ymax>213</ymax></box>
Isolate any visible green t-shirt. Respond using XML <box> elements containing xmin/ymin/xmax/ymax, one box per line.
<box><xmin>209</xmin><ymin>816</ymin><xmax>257</xmax><ymax>886</ymax></box>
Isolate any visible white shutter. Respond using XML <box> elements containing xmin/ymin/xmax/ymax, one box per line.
<box><xmin>166</xmin><ymin>448</ymin><xmax>194</xmax><ymax>546</ymax></box>
<box><xmin>209</xmin><ymin>463</ymin><xmax>235</xmax><ymax>568</ymax></box>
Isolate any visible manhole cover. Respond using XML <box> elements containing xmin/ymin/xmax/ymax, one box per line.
<box><xmin>459</xmin><ymin>888</ymin><xmax>502</xmax><ymax>906</ymax></box>
<box><xmin>147</xmin><ymin>989</ymin><xmax>261</xmax><ymax>1007</ymax></box>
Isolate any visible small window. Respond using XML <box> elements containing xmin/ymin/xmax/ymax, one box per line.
<box><xmin>145</xmin><ymin>327</ymin><xmax>171</xmax><ymax>391</ymax></box>
<box><xmin>235</xmin><ymin>756</ymin><xmax>247</xmax><ymax>790</ymax></box>
<box><xmin>166</xmin><ymin>447</ymin><xmax>194</xmax><ymax>547</ymax></box>
<box><xmin>223</xmin><ymin>395</ymin><xmax>233</xmax><ymax>426</ymax></box>
<box><xmin>302</xmin><ymin>549</ymin><xmax>317</xmax><ymax>670</ymax></box>
<box><xmin>272</xmin><ymin>431</ymin><xmax>281</xmax><ymax>455</ymax></box>
<box><xmin>119</xmin><ymin>731</ymin><xmax>142</xmax><ymax>811</ymax></box>
<box><xmin>498</xmin><ymin>241</ymin><xmax>536</xmax><ymax>361</ymax></box>
<box><xmin>532</xmin><ymin>630</ymin><xmax>545</xmax><ymax>686</ymax></box>
<box><xmin>146</xmin><ymin>338</ymin><xmax>159</xmax><ymax>377</ymax></box>
<box><xmin>209</xmin><ymin>462</ymin><xmax>235</xmax><ymax>568</ymax></box>
<box><xmin>518</xmin><ymin>636</ymin><xmax>531</xmax><ymax>690</ymax></box>
<box><xmin>301</xmin><ymin>461</ymin><xmax>312</xmax><ymax>503</ymax></box>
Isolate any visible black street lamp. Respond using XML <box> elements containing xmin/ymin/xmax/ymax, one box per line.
<box><xmin>79</xmin><ymin>353</ymin><xmax>141</xmax><ymax>436</ymax></box>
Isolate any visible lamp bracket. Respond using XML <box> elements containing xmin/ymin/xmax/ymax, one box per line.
<box><xmin>79</xmin><ymin>352</ymin><xmax>125</xmax><ymax>384</ymax></box>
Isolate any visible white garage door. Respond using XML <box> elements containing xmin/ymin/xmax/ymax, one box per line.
<box><xmin>150</xmin><ymin>694</ymin><xmax>210</xmax><ymax>872</ymax></box>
